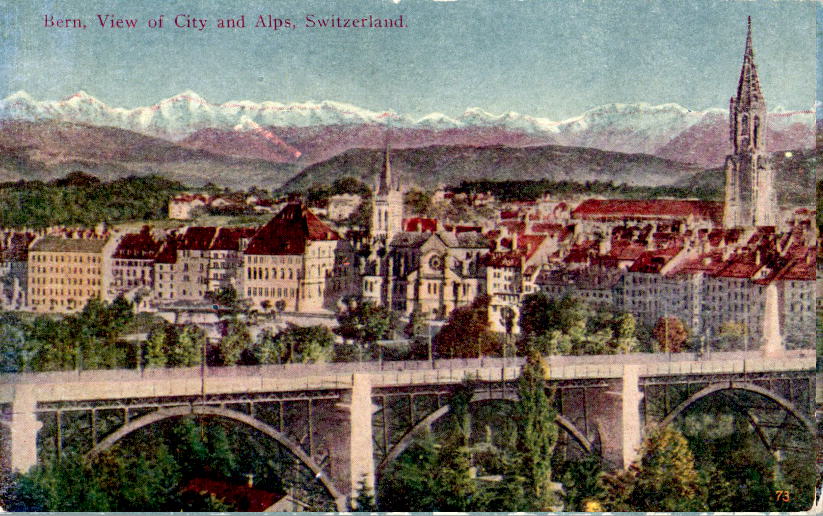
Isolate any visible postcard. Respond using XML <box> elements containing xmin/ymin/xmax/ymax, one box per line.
<box><xmin>0</xmin><ymin>0</ymin><xmax>818</xmax><ymax>512</ymax></box>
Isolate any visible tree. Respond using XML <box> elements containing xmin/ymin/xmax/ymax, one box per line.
<box><xmin>612</xmin><ymin>313</ymin><xmax>637</xmax><ymax>353</ymax></box>
<box><xmin>0</xmin><ymin>323</ymin><xmax>31</xmax><ymax>373</ymax></box>
<box><xmin>404</xmin><ymin>308</ymin><xmax>427</xmax><ymax>339</ymax></box>
<box><xmin>207</xmin><ymin>286</ymin><xmax>238</xmax><ymax>309</ymax></box>
<box><xmin>560</xmin><ymin>455</ymin><xmax>606</xmax><ymax>511</ymax></box>
<box><xmin>273</xmin><ymin>325</ymin><xmax>335</xmax><ymax>364</ymax></box>
<box><xmin>404</xmin><ymin>189</ymin><xmax>432</xmax><ymax>216</ymax></box>
<box><xmin>336</xmin><ymin>301</ymin><xmax>398</xmax><ymax>346</ymax></box>
<box><xmin>168</xmin><ymin>325</ymin><xmax>204</xmax><ymax>367</ymax></box>
<box><xmin>718</xmin><ymin>320</ymin><xmax>747</xmax><ymax>351</ymax></box>
<box><xmin>435</xmin><ymin>295</ymin><xmax>498</xmax><ymax>358</ymax></box>
<box><xmin>353</xmin><ymin>475</ymin><xmax>377</xmax><ymax>511</ymax></box>
<box><xmin>254</xmin><ymin>329</ymin><xmax>285</xmax><ymax>365</ymax></box>
<box><xmin>144</xmin><ymin>327</ymin><xmax>168</xmax><ymax>368</ymax></box>
<box><xmin>509</xmin><ymin>351</ymin><xmax>559</xmax><ymax>510</ymax></box>
<box><xmin>653</xmin><ymin>316</ymin><xmax>688</xmax><ymax>353</ymax></box>
<box><xmin>331</xmin><ymin>176</ymin><xmax>370</xmax><ymax>197</ymax></box>
<box><xmin>603</xmin><ymin>426</ymin><xmax>701</xmax><ymax>511</ymax></box>
<box><xmin>218</xmin><ymin>319</ymin><xmax>251</xmax><ymax>366</ymax></box>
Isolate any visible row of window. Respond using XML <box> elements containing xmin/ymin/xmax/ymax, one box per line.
<box><xmin>31</xmin><ymin>276</ymin><xmax>100</xmax><ymax>286</ymax></box>
<box><xmin>31</xmin><ymin>254</ymin><xmax>101</xmax><ymax>263</ymax></box>
<box><xmin>30</xmin><ymin>288</ymin><xmax>99</xmax><ymax>298</ymax></box>
<box><xmin>31</xmin><ymin>266</ymin><xmax>100</xmax><ymax>275</ymax></box>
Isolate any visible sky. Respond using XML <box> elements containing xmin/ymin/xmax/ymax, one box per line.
<box><xmin>0</xmin><ymin>0</ymin><xmax>816</xmax><ymax>120</ymax></box>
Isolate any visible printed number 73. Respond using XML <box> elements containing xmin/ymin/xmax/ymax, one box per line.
<box><xmin>775</xmin><ymin>490</ymin><xmax>790</xmax><ymax>502</ymax></box>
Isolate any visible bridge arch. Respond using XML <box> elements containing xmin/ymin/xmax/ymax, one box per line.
<box><xmin>376</xmin><ymin>392</ymin><xmax>593</xmax><ymax>477</ymax></box>
<box><xmin>655</xmin><ymin>381</ymin><xmax>816</xmax><ymax>439</ymax></box>
<box><xmin>87</xmin><ymin>405</ymin><xmax>347</xmax><ymax>511</ymax></box>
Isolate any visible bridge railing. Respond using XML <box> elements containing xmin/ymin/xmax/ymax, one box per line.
<box><xmin>0</xmin><ymin>349</ymin><xmax>814</xmax><ymax>396</ymax></box>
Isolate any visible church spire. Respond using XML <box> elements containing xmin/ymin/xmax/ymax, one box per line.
<box><xmin>723</xmin><ymin>17</ymin><xmax>775</xmax><ymax>228</ymax></box>
<box><xmin>734</xmin><ymin>16</ymin><xmax>764</xmax><ymax>114</ymax></box>
<box><xmin>377</xmin><ymin>131</ymin><xmax>393</xmax><ymax>196</ymax></box>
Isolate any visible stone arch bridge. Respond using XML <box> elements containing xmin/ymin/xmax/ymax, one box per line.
<box><xmin>0</xmin><ymin>350</ymin><xmax>815</xmax><ymax>510</ymax></box>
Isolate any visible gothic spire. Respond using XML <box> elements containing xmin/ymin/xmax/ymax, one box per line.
<box><xmin>377</xmin><ymin>131</ymin><xmax>392</xmax><ymax>195</ymax></box>
<box><xmin>735</xmin><ymin>16</ymin><xmax>764</xmax><ymax>111</ymax></box>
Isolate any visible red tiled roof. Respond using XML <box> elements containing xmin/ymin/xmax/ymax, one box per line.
<box><xmin>154</xmin><ymin>238</ymin><xmax>178</xmax><ymax>264</ymax></box>
<box><xmin>182</xmin><ymin>478</ymin><xmax>283</xmax><ymax>512</ymax></box>
<box><xmin>171</xmin><ymin>194</ymin><xmax>210</xmax><ymax>203</ymax></box>
<box><xmin>403</xmin><ymin>217</ymin><xmax>438</xmax><ymax>233</ymax></box>
<box><xmin>500</xmin><ymin>210</ymin><xmax>519</xmax><ymax>220</ymax></box>
<box><xmin>516</xmin><ymin>234</ymin><xmax>547</xmax><ymax>260</ymax></box>
<box><xmin>245</xmin><ymin>203</ymin><xmax>338</xmax><ymax>256</ymax></box>
<box><xmin>113</xmin><ymin>228</ymin><xmax>161</xmax><ymax>259</ymax></box>
<box><xmin>483</xmin><ymin>251</ymin><xmax>523</xmax><ymax>268</ymax></box>
<box><xmin>628</xmin><ymin>247</ymin><xmax>682</xmax><ymax>273</ymax></box>
<box><xmin>210</xmin><ymin>227</ymin><xmax>257</xmax><ymax>251</ymax></box>
<box><xmin>500</xmin><ymin>221</ymin><xmax>526</xmax><ymax>234</ymax></box>
<box><xmin>572</xmin><ymin>199</ymin><xmax>723</xmax><ymax>224</ymax></box>
<box><xmin>180</xmin><ymin>227</ymin><xmax>218</xmax><ymax>251</ymax></box>
<box><xmin>773</xmin><ymin>247</ymin><xmax>815</xmax><ymax>281</ymax></box>
<box><xmin>564</xmin><ymin>240</ymin><xmax>599</xmax><ymax>264</ymax></box>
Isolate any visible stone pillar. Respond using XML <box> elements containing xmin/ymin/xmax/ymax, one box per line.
<box><xmin>620</xmin><ymin>364</ymin><xmax>643</xmax><ymax>469</ymax></box>
<box><xmin>10</xmin><ymin>386</ymin><xmax>42</xmax><ymax>472</ymax></box>
<box><xmin>583</xmin><ymin>366</ymin><xmax>643</xmax><ymax>470</ymax></box>
<box><xmin>321</xmin><ymin>374</ymin><xmax>375</xmax><ymax>508</ymax></box>
<box><xmin>761</xmin><ymin>283</ymin><xmax>783</xmax><ymax>357</ymax></box>
<box><xmin>348</xmin><ymin>374</ymin><xmax>375</xmax><ymax>500</ymax></box>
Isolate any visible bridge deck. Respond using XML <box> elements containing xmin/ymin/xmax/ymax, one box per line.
<box><xmin>0</xmin><ymin>350</ymin><xmax>814</xmax><ymax>404</ymax></box>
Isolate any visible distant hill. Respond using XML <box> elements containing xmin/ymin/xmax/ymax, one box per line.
<box><xmin>280</xmin><ymin>144</ymin><xmax>703</xmax><ymax>193</ymax></box>
<box><xmin>673</xmin><ymin>148</ymin><xmax>818</xmax><ymax>206</ymax></box>
<box><xmin>0</xmin><ymin>120</ymin><xmax>298</xmax><ymax>190</ymax></box>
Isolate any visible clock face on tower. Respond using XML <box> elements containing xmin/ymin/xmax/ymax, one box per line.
<box><xmin>428</xmin><ymin>255</ymin><xmax>442</xmax><ymax>270</ymax></box>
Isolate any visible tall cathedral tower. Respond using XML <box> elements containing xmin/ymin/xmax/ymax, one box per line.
<box><xmin>370</xmin><ymin>141</ymin><xmax>404</xmax><ymax>243</ymax></box>
<box><xmin>723</xmin><ymin>17</ymin><xmax>776</xmax><ymax>228</ymax></box>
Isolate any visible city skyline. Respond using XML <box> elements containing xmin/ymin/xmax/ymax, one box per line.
<box><xmin>0</xmin><ymin>0</ymin><xmax>815</xmax><ymax>120</ymax></box>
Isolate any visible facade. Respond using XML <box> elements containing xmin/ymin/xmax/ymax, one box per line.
<box><xmin>27</xmin><ymin>234</ymin><xmax>112</xmax><ymax>313</ymax></box>
<box><xmin>110</xmin><ymin>226</ymin><xmax>161</xmax><ymax>301</ymax></box>
<box><xmin>206</xmin><ymin>227</ymin><xmax>257</xmax><ymax>291</ymax></box>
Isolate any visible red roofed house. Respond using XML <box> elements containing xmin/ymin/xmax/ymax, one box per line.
<box><xmin>243</xmin><ymin>202</ymin><xmax>355</xmax><ymax>312</ymax></box>
<box><xmin>110</xmin><ymin>226</ymin><xmax>163</xmax><ymax>302</ymax></box>
<box><xmin>483</xmin><ymin>233</ymin><xmax>554</xmax><ymax>333</ymax></box>
<box><xmin>207</xmin><ymin>227</ymin><xmax>258</xmax><ymax>292</ymax></box>
<box><xmin>169</xmin><ymin>193</ymin><xmax>210</xmax><ymax>220</ymax></box>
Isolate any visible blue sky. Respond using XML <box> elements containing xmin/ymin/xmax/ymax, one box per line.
<box><xmin>0</xmin><ymin>0</ymin><xmax>816</xmax><ymax>119</ymax></box>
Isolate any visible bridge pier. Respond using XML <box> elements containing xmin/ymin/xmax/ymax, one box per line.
<box><xmin>10</xmin><ymin>386</ymin><xmax>42</xmax><ymax>473</ymax></box>
<box><xmin>576</xmin><ymin>364</ymin><xmax>642</xmax><ymax>469</ymax></box>
<box><xmin>319</xmin><ymin>374</ymin><xmax>375</xmax><ymax>508</ymax></box>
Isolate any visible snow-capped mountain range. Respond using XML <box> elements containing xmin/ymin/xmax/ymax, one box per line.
<box><xmin>0</xmin><ymin>90</ymin><xmax>814</xmax><ymax>167</ymax></box>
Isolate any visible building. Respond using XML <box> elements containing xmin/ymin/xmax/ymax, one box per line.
<box><xmin>206</xmin><ymin>227</ymin><xmax>257</xmax><ymax>292</ymax></box>
<box><xmin>0</xmin><ymin>231</ymin><xmax>35</xmax><ymax>309</ymax></box>
<box><xmin>327</xmin><ymin>194</ymin><xmax>363</xmax><ymax>222</ymax></box>
<box><xmin>109</xmin><ymin>226</ymin><xmax>162</xmax><ymax>301</ymax></box>
<box><xmin>722</xmin><ymin>18</ymin><xmax>776</xmax><ymax>228</ymax></box>
<box><xmin>243</xmin><ymin>202</ymin><xmax>353</xmax><ymax>313</ymax></box>
<box><xmin>168</xmin><ymin>194</ymin><xmax>210</xmax><ymax>220</ymax></box>
<box><xmin>27</xmin><ymin>233</ymin><xmax>112</xmax><ymax>313</ymax></box>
